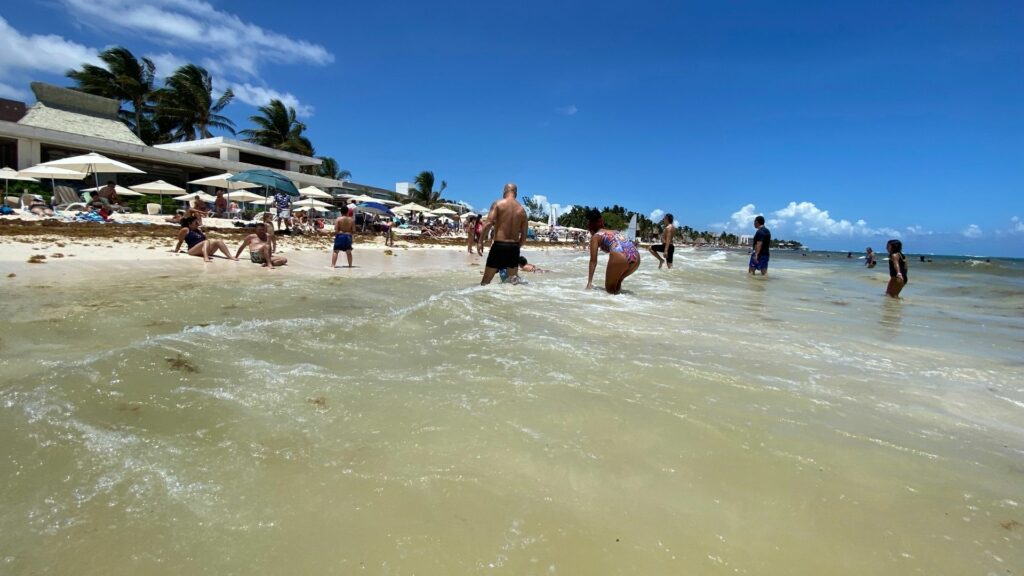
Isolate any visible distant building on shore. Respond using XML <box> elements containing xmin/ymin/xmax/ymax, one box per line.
<box><xmin>0</xmin><ymin>82</ymin><xmax>392</xmax><ymax>201</ymax></box>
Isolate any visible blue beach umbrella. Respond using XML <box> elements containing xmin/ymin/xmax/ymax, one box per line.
<box><xmin>228</xmin><ymin>169</ymin><xmax>299</xmax><ymax>196</ymax></box>
<box><xmin>355</xmin><ymin>202</ymin><xmax>394</xmax><ymax>217</ymax></box>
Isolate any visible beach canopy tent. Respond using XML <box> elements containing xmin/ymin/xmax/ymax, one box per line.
<box><xmin>355</xmin><ymin>202</ymin><xmax>394</xmax><ymax>216</ymax></box>
<box><xmin>298</xmin><ymin>186</ymin><xmax>333</xmax><ymax>199</ymax></box>
<box><xmin>228</xmin><ymin>169</ymin><xmax>299</xmax><ymax>196</ymax></box>
<box><xmin>188</xmin><ymin>173</ymin><xmax>261</xmax><ymax>190</ymax></box>
<box><xmin>39</xmin><ymin>152</ymin><xmax>144</xmax><ymax>190</ymax></box>
<box><xmin>0</xmin><ymin>167</ymin><xmax>39</xmax><ymax>194</ymax></box>
<box><xmin>82</xmin><ymin>184</ymin><xmax>142</xmax><ymax>197</ymax></box>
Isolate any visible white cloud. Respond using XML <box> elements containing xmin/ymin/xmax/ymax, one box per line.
<box><xmin>649</xmin><ymin>209</ymin><xmax>665</xmax><ymax>221</ymax></box>
<box><xmin>145</xmin><ymin>52</ymin><xmax>189</xmax><ymax>79</ymax></box>
<box><xmin>0</xmin><ymin>16</ymin><xmax>100</xmax><ymax>97</ymax></box>
<box><xmin>962</xmin><ymin>224</ymin><xmax>983</xmax><ymax>238</ymax></box>
<box><xmin>905</xmin><ymin>225</ymin><xmax>932</xmax><ymax>235</ymax></box>
<box><xmin>714</xmin><ymin>201</ymin><xmax>900</xmax><ymax>238</ymax></box>
<box><xmin>1011</xmin><ymin>216</ymin><xmax>1024</xmax><ymax>234</ymax></box>
<box><xmin>231</xmin><ymin>82</ymin><xmax>314</xmax><ymax>117</ymax></box>
<box><xmin>772</xmin><ymin>201</ymin><xmax>900</xmax><ymax>237</ymax></box>
<box><xmin>61</xmin><ymin>0</ymin><xmax>333</xmax><ymax>80</ymax></box>
<box><xmin>551</xmin><ymin>203</ymin><xmax>575</xmax><ymax>218</ymax></box>
<box><xmin>555</xmin><ymin>104</ymin><xmax>578</xmax><ymax>116</ymax></box>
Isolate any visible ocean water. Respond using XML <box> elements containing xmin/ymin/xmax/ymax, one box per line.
<box><xmin>1</xmin><ymin>248</ymin><xmax>1022</xmax><ymax>575</ymax></box>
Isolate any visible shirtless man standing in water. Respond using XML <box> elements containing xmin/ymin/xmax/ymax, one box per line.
<box><xmin>331</xmin><ymin>209</ymin><xmax>356</xmax><ymax>268</ymax></box>
<box><xmin>479</xmin><ymin>183</ymin><xmax>528</xmax><ymax>285</ymax></box>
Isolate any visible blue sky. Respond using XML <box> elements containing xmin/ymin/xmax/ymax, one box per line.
<box><xmin>1</xmin><ymin>0</ymin><xmax>1022</xmax><ymax>255</ymax></box>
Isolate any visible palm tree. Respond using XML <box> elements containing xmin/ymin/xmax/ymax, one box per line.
<box><xmin>316</xmin><ymin>156</ymin><xmax>352</xmax><ymax>180</ymax></box>
<box><xmin>156</xmin><ymin>64</ymin><xmax>235</xmax><ymax>141</ymax></box>
<box><xmin>66</xmin><ymin>46</ymin><xmax>157</xmax><ymax>140</ymax></box>
<box><xmin>239</xmin><ymin>99</ymin><xmax>313</xmax><ymax>156</ymax></box>
<box><xmin>412</xmin><ymin>171</ymin><xmax>447</xmax><ymax>207</ymax></box>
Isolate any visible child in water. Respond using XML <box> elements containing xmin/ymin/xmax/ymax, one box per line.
<box><xmin>885</xmin><ymin>239</ymin><xmax>907</xmax><ymax>298</ymax></box>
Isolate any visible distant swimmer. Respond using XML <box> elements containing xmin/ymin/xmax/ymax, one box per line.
<box><xmin>479</xmin><ymin>183</ymin><xmax>528</xmax><ymax>285</ymax></box>
<box><xmin>331</xmin><ymin>208</ymin><xmax>356</xmax><ymax>268</ymax></box>
<box><xmin>649</xmin><ymin>213</ymin><xmax>676</xmax><ymax>269</ymax></box>
<box><xmin>586</xmin><ymin>208</ymin><xmax>641</xmax><ymax>294</ymax></box>
<box><xmin>747</xmin><ymin>215</ymin><xmax>771</xmax><ymax>276</ymax></box>
<box><xmin>886</xmin><ymin>239</ymin><xmax>908</xmax><ymax>298</ymax></box>
<box><xmin>865</xmin><ymin>247</ymin><xmax>877</xmax><ymax>268</ymax></box>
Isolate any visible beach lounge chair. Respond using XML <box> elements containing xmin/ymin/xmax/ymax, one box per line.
<box><xmin>52</xmin><ymin>185</ymin><xmax>87</xmax><ymax>212</ymax></box>
<box><xmin>4</xmin><ymin>196</ymin><xmax>19</xmax><ymax>209</ymax></box>
<box><xmin>146</xmin><ymin>203</ymin><xmax>162</xmax><ymax>215</ymax></box>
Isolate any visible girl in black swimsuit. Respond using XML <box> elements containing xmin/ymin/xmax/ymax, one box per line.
<box><xmin>173</xmin><ymin>216</ymin><xmax>237</xmax><ymax>263</ymax></box>
<box><xmin>885</xmin><ymin>239</ymin><xmax>907</xmax><ymax>298</ymax></box>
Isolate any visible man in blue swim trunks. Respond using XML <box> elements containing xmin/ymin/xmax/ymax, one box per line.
<box><xmin>331</xmin><ymin>209</ymin><xmax>356</xmax><ymax>268</ymax></box>
<box><xmin>748</xmin><ymin>215</ymin><xmax>771</xmax><ymax>276</ymax></box>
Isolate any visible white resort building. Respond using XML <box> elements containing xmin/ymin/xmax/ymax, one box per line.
<box><xmin>0</xmin><ymin>82</ymin><xmax>394</xmax><ymax>201</ymax></box>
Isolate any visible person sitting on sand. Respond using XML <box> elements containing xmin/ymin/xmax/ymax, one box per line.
<box><xmin>173</xmin><ymin>216</ymin><xmax>236</xmax><ymax>263</ymax></box>
<box><xmin>585</xmin><ymin>208</ymin><xmax>640</xmax><ymax>294</ymax></box>
<box><xmin>865</xmin><ymin>247</ymin><xmax>877</xmax><ymax>268</ymax></box>
<box><xmin>96</xmin><ymin>181</ymin><xmax>119</xmax><ymax>206</ymax></box>
<box><xmin>885</xmin><ymin>239</ymin><xmax>907</xmax><ymax>298</ymax></box>
<box><xmin>331</xmin><ymin>208</ymin><xmax>356</xmax><ymax>268</ymax></box>
<box><xmin>235</xmin><ymin>223</ymin><xmax>286</xmax><ymax>269</ymax></box>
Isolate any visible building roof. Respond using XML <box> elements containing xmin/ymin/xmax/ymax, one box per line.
<box><xmin>17</xmin><ymin>83</ymin><xmax>144</xmax><ymax>146</ymax></box>
<box><xmin>19</xmin><ymin>102</ymin><xmax>145</xmax><ymax>146</ymax></box>
<box><xmin>155</xmin><ymin>137</ymin><xmax>320</xmax><ymax>166</ymax></box>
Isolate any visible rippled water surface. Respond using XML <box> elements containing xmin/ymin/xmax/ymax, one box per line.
<box><xmin>1</xmin><ymin>249</ymin><xmax>1022</xmax><ymax>575</ymax></box>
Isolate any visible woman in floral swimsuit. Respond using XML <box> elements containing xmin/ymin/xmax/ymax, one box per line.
<box><xmin>585</xmin><ymin>209</ymin><xmax>641</xmax><ymax>294</ymax></box>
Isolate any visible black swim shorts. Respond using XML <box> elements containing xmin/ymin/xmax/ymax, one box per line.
<box><xmin>486</xmin><ymin>241</ymin><xmax>521</xmax><ymax>270</ymax></box>
<box><xmin>650</xmin><ymin>243</ymin><xmax>674</xmax><ymax>263</ymax></box>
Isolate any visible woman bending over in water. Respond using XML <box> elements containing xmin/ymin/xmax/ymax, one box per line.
<box><xmin>173</xmin><ymin>216</ymin><xmax>237</xmax><ymax>262</ymax></box>
<box><xmin>585</xmin><ymin>208</ymin><xmax>640</xmax><ymax>294</ymax></box>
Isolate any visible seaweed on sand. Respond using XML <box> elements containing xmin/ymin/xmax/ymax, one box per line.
<box><xmin>27</xmin><ymin>255</ymin><xmax>46</xmax><ymax>264</ymax></box>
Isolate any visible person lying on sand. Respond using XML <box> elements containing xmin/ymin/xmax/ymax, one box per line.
<box><xmin>235</xmin><ymin>223</ymin><xmax>286</xmax><ymax>269</ymax></box>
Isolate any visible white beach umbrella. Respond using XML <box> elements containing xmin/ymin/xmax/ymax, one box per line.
<box><xmin>461</xmin><ymin>212</ymin><xmax>479</xmax><ymax>220</ymax></box>
<box><xmin>429</xmin><ymin>207</ymin><xmax>458</xmax><ymax>216</ymax></box>
<box><xmin>40</xmin><ymin>152</ymin><xmax>144</xmax><ymax>190</ymax></box>
<box><xmin>173</xmin><ymin>192</ymin><xmax>217</xmax><ymax>202</ymax></box>
<box><xmin>293</xmin><ymin>198</ymin><xmax>333</xmax><ymax>209</ymax></box>
<box><xmin>396</xmin><ymin>202</ymin><xmax>432</xmax><ymax>213</ymax></box>
<box><xmin>131</xmin><ymin>180</ymin><xmax>185</xmax><ymax>195</ymax></box>
<box><xmin>188</xmin><ymin>173</ymin><xmax>260</xmax><ymax>190</ymax></box>
<box><xmin>298</xmin><ymin>186</ymin><xmax>333</xmax><ymax>199</ymax></box>
<box><xmin>224</xmin><ymin>190</ymin><xmax>265</xmax><ymax>202</ymax></box>
<box><xmin>82</xmin><ymin>184</ymin><xmax>142</xmax><ymax>197</ymax></box>
<box><xmin>0</xmin><ymin>167</ymin><xmax>39</xmax><ymax>195</ymax></box>
<box><xmin>17</xmin><ymin>165</ymin><xmax>88</xmax><ymax>194</ymax></box>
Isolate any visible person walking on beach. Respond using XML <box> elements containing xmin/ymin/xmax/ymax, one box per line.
<box><xmin>331</xmin><ymin>208</ymin><xmax>356</xmax><ymax>268</ymax></box>
<box><xmin>172</xmin><ymin>216</ymin><xmax>236</xmax><ymax>262</ymax></box>
<box><xmin>213</xmin><ymin>189</ymin><xmax>228</xmax><ymax>218</ymax></box>
<box><xmin>748</xmin><ymin>215</ymin><xmax>771</xmax><ymax>276</ymax></box>
<box><xmin>885</xmin><ymin>239</ymin><xmax>908</xmax><ymax>298</ymax></box>
<box><xmin>465</xmin><ymin>214</ymin><xmax>479</xmax><ymax>254</ymax></box>
<box><xmin>235</xmin><ymin>223</ymin><xmax>287</xmax><ymax>268</ymax></box>
<box><xmin>586</xmin><ymin>208</ymin><xmax>641</xmax><ymax>294</ymax></box>
<box><xmin>274</xmin><ymin>190</ymin><xmax>292</xmax><ymax>232</ymax></box>
<box><xmin>865</xmin><ymin>247</ymin><xmax>877</xmax><ymax>268</ymax></box>
<box><xmin>648</xmin><ymin>213</ymin><xmax>676</xmax><ymax>269</ymax></box>
<box><xmin>479</xmin><ymin>183</ymin><xmax>527</xmax><ymax>285</ymax></box>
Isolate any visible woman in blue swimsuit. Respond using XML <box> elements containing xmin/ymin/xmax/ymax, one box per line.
<box><xmin>173</xmin><ymin>216</ymin><xmax>236</xmax><ymax>262</ymax></box>
<box><xmin>585</xmin><ymin>209</ymin><xmax>641</xmax><ymax>294</ymax></box>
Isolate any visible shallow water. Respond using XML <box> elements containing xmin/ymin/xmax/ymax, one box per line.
<box><xmin>1</xmin><ymin>248</ymin><xmax>1022</xmax><ymax>575</ymax></box>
